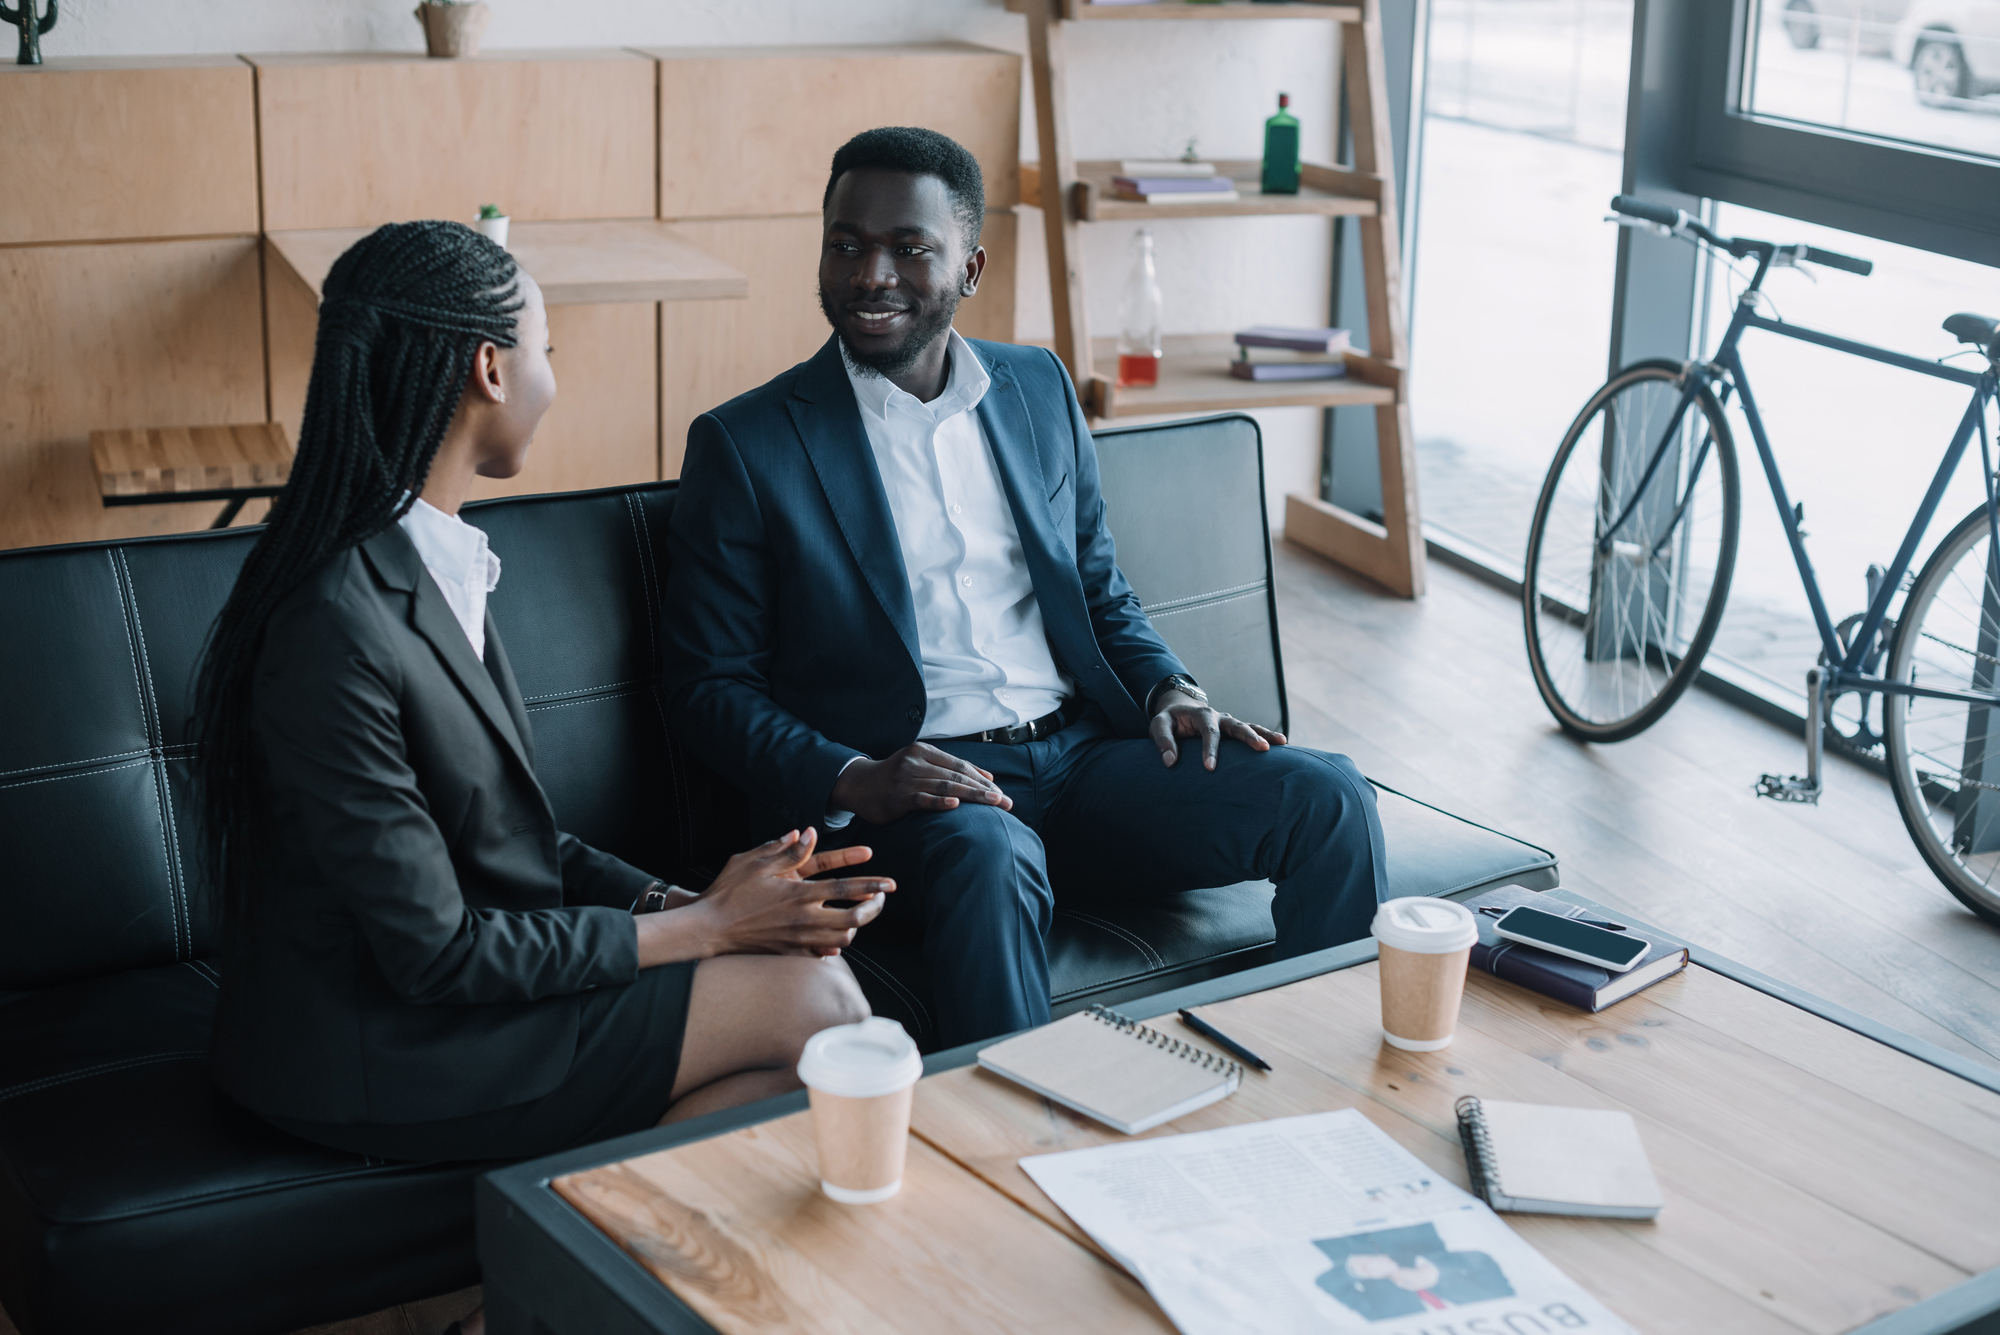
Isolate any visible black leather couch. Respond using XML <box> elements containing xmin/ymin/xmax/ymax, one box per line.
<box><xmin>0</xmin><ymin>412</ymin><xmax>1555</xmax><ymax>1335</ymax></box>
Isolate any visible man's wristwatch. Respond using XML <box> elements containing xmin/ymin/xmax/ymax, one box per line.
<box><xmin>1147</xmin><ymin>673</ymin><xmax>1207</xmax><ymax>714</ymax></box>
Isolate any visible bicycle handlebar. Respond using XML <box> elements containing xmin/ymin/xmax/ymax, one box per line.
<box><xmin>1611</xmin><ymin>194</ymin><xmax>1680</xmax><ymax>228</ymax></box>
<box><xmin>1801</xmin><ymin>245</ymin><xmax>1874</xmax><ymax>276</ymax></box>
<box><xmin>1608</xmin><ymin>195</ymin><xmax>1873</xmax><ymax>277</ymax></box>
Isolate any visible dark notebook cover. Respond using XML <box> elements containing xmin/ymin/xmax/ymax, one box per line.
<box><xmin>1461</xmin><ymin>887</ymin><xmax>1688</xmax><ymax>1013</ymax></box>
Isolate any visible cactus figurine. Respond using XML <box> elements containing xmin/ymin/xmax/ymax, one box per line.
<box><xmin>1</xmin><ymin>0</ymin><xmax>56</xmax><ymax>66</ymax></box>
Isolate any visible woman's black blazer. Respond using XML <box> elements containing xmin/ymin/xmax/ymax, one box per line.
<box><xmin>211</xmin><ymin>524</ymin><xmax>656</xmax><ymax>1126</ymax></box>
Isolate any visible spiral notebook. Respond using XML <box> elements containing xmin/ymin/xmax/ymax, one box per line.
<box><xmin>1456</xmin><ymin>1096</ymin><xmax>1664</xmax><ymax>1219</ymax></box>
<box><xmin>977</xmin><ymin>1006</ymin><xmax>1243</xmax><ymax>1134</ymax></box>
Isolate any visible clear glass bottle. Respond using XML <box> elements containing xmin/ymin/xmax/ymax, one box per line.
<box><xmin>1117</xmin><ymin>228</ymin><xmax>1163</xmax><ymax>389</ymax></box>
<box><xmin>1261</xmin><ymin>92</ymin><xmax>1301</xmax><ymax>195</ymax></box>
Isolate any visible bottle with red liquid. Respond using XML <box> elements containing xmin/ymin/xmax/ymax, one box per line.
<box><xmin>1116</xmin><ymin>228</ymin><xmax>1163</xmax><ymax>389</ymax></box>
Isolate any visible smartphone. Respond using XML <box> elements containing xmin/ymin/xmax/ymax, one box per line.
<box><xmin>1493</xmin><ymin>907</ymin><xmax>1649</xmax><ymax>973</ymax></box>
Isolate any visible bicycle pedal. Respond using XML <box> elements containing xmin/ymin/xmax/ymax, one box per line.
<box><xmin>1755</xmin><ymin>773</ymin><xmax>1822</xmax><ymax>804</ymax></box>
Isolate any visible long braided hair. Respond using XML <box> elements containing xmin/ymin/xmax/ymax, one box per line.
<box><xmin>193</xmin><ymin>221</ymin><xmax>522</xmax><ymax>921</ymax></box>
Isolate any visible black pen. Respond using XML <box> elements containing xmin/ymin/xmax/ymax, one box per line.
<box><xmin>1178</xmin><ymin>1009</ymin><xmax>1273</xmax><ymax>1072</ymax></box>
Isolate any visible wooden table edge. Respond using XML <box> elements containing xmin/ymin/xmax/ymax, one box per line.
<box><xmin>473</xmin><ymin>891</ymin><xmax>2000</xmax><ymax>1335</ymax></box>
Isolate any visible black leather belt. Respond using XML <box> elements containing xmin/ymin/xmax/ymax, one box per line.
<box><xmin>944</xmin><ymin>704</ymin><xmax>1071</xmax><ymax>746</ymax></box>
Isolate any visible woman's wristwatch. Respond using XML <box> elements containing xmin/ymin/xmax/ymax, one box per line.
<box><xmin>634</xmin><ymin>881</ymin><xmax>684</xmax><ymax>915</ymax></box>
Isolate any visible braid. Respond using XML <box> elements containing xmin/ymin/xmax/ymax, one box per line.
<box><xmin>192</xmin><ymin>220</ymin><xmax>521</xmax><ymax>927</ymax></box>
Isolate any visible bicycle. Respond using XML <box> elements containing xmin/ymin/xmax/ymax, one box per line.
<box><xmin>1521</xmin><ymin>195</ymin><xmax>2000</xmax><ymax>924</ymax></box>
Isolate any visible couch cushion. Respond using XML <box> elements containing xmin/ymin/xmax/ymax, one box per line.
<box><xmin>0</xmin><ymin>963</ymin><xmax>488</xmax><ymax>1335</ymax></box>
<box><xmin>843</xmin><ymin>781</ymin><xmax>1558</xmax><ymax>1048</ymax></box>
<box><xmin>467</xmin><ymin>485</ymin><xmax>757</xmax><ymax>888</ymax></box>
<box><xmin>0</xmin><ymin>533</ymin><xmax>256</xmax><ymax>990</ymax></box>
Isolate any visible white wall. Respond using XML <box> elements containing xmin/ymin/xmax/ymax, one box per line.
<box><xmin>54</xmin><ymin>0</ymin><xmax>1339</xmax><ymax>529</ymax></box>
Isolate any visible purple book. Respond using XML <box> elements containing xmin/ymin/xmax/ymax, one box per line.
<box><xmin>1460</xmin><ymin>886</ymin><xmax>1688</xmax><ymax>1013</ymax></box>
<box><xmin>1111</xmin><ymin>175</ymin><xmax>1238</xmax><ymax>194</ymax></box>
<box><xmin>1234</xmin><ymin>325</ymin><xmax>1352</xmax><ymax>353</ymax></box>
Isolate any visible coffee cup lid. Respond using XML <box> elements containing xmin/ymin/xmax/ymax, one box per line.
<box><xmin>1371</xmin><ymin>897</ymin><xmax>1478</xmax><ymax>954</ymax></box>
<box><xmin>797</xmin><ymin>1017</ymin><xmax>923</xmax><ymax>1099</ymax></box>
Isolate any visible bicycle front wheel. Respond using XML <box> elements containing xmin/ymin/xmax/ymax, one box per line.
<box><xmin>1884</xmin><ymin>504</ymin><xmax>2000</xmax><ymax>926</ymax></box>
<box><xmin>1523</xmin><ymin>361</ymin><xmax>1740</xmax><ymax>741</ymax></box>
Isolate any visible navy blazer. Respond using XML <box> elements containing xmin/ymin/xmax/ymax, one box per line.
<box><xmin>664</xmin><ymin>334</ymin><xmax>1187</xmax><ymax>828</ymax></box>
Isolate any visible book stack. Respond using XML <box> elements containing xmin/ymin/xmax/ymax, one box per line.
<box><xmin>1461</xmin><ymin>886</ymin><xmax>1688</xmax><ymax>1011</ymax></box>
<box><xmin>1111</xmin><ymin>160</ymin><xmax>1240</xmax><ymax>205</ymax></box>
<box><xmin>1229</xmin><ymin>325</ymin><xmax>1351</xmax><ymax>381</ymax></box>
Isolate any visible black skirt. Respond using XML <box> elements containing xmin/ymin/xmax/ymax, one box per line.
<box><xmin>266</xmin><ymin>960</ymin><xmax>698</xmax><ymax>1163</ymax></box>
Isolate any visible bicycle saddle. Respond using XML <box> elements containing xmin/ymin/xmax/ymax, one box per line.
<box><xmin>1943</xmin><ymin>311</ymin><xmax>1999</xmax><ymax>350</ymax></box>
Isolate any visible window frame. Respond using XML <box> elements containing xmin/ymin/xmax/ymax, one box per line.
<box><xmin>1672</xmin><ymin>0</ymin><xmax>2000</xmax><ymax>268</ymax></box>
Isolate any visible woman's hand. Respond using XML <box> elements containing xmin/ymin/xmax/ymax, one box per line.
<box><xmin>634</xmin><ymin>828</ymin><xmax>892</xmax><ymax>967</ymax></box>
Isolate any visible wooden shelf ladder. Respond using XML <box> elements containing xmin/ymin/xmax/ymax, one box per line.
<box><xmin>1018</xmin><ymin>0</ymin><xmax>1425</xmax><ymax>597</ymax></box>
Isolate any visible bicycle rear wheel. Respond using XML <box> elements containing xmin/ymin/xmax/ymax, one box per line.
<box><xmin>1523</xmin><ymin>360</ymin><xmax>1740</xmax><ymax>741</ymax></box>
<box><xmin>1883</xmin><ymin>504</ymin><xmax>2000</xmax><ymax>926</ymax></box>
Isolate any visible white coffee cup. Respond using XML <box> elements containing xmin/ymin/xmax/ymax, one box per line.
<box><xmin>1371</xmin><ymin>897</ymin><xmax>1479</xmax><ymax>1051</ymax></box>
<box><xmin>796</xmin><ymin>1017</ymin><xmax>924</xmax><ymax>1204</ymax></box>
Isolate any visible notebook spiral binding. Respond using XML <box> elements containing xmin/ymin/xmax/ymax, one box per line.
<box><xmin>1455</xmin><ymin>1094</ymin><xmax>1501</xmax><ymax>1206</ymax></box>
<box><xmin>1086</xmin><ymin>1005</ymin><xmax>1243</xmax><ymax>1079</ymax></box>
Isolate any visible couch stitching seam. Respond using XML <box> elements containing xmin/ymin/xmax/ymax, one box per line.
<box><xmin>1058</xmin><ymin>910</ymin><xmax>1166</xmax><ymax>970</ymax></box>
<box><xmin>1140</xmin><ymin>579</ymin><xmax>1266</xmax><ymax>616</ymax></box>
<box><xmin>520</xmin><ymin>679</ymin><xmax>648</xmax><ymax>704</ymax></box>
<box><xmin>0</xmin><ymin>758</ymin><xmax>154</xmax><ymax>792</ymax></box>
<box><xmin>106</xmin><ymin>549</ymin><xmax>183</xmax><ymax>961</ymax></box>
<box><xmin>842</xmin><ymin>947</ymin><xmax>935</xmax><ymax>1036</ymax></box>
<box><xmin>522</xmin><ymin>690</ymin><xmax>642</xmax><ymax>714</ymax></box>
<box><xmin>120</xmin><ymin>548</ymin><xmax>191</xmax><ymax>962</ymax></box>
<box><xmin>1143</xmin><ymin>588</ymin><xmax>1264</xmax><ymax>621</ymax></box>
<box><xmin>0</xmin><ymin>748</ymin><xmax>152</xmax><ymax>780</ymax></box>
<box><xmin>0</xmin><ymin>1051</ymin><xmax>208</xmax><ymax>1102</ymax></box>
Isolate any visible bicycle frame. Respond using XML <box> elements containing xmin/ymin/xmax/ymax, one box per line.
<box><xmin>1599</xmin><ymin>245</ymin><xmax>2000</xmax><ymax>710</ymax></box>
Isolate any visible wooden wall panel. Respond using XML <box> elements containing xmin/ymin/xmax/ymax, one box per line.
<box><xmin>0</xmin><ymin>56</ymin><xmax>259</xmax><ymax>246</ymax></box>
<box><xmin>652</xmin><ymin>44</ymin><xmax>1022</xmax><ymax>220</ymax></box>
<box><xmin>659</xmin><ymin>210</ymin><xmax>1019</xmax><ymax>479</ymax></box>
<box><xmin>269</xmin><ymin>269</ymin><xmax>658</xmax><ymax>503</ymax></box>
<box><xmin>0</xmin><ymin>239</ymin><xmax>269</xmax><ymax>551</ymax></box>
<box><xmin>470</xmin><ymin>302</ymin><xmax>660</xmax><ymax>501</ymax></box>
<box><xmin>251</xmin><ymin>50</ymin><xmax>655</xmax><ymax>231</ymax></box>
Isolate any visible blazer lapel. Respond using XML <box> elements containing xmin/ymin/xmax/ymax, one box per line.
<box><xmin>359</xmin><ymin>527</ymin><xmax>536</xmax><ymax>783</ymax></box>
<box><xmin>788</xmin><ymin>336</ymin><xmax>922</xmax><ymax>670</ymax></box>
<box><xmin>481</xmin><ymin>616</ymin><xmax>537</xmax><ymax>772</ymax></box>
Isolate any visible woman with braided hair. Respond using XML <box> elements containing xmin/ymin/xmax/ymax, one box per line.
<box><xmin>194</xmin><ymin>222</ymin><xmax>888</xmax><ymax>1183</ymax></box>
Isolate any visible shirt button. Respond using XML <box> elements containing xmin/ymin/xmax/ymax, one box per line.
<box><xmin>962</xmin><ymin>575</ymin><xmax>973</xmax><ymax>586</ymax></box>
<box><xmin>952</xmin><ymin>504</ymin><xmax>963</xmax><ymax>514</ymax></box>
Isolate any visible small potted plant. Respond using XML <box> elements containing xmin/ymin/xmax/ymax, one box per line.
<box><xmin>475</xmin><ymin>203</ymin><xmax>509</xmax><ymax>249</ymax></box>
<box><xmin>415</xmin><ymin>0</ymin><xmax>489</xmax><ymax>59</ymax></box>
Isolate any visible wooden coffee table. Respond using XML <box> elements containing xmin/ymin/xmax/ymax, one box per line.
<box><xmin>477</xmin><ymin>892</ymin><xmax>2000</xmax><ymax>1335</ymax></box>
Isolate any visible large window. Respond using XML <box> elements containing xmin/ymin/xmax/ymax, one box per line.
<box><xmin>1409</xmin><ymin>0</ymin><xmax>1636</xmax><ymax>567</ymax></box>
<box><xmin>1740</xmin><ymin>0</ymin><xmax>2000</xmax><ymax>160</ymax></box>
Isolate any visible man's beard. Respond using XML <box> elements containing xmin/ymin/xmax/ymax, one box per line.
<box><xmin>819</xmin><ymin>285</ymin><xmax>961</xmax><ymax>378</ymax></box>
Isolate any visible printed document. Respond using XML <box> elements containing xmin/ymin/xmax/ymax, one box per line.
<box><xmin>1020</xmin><ymin>1109</ymin><xmax>1636</xmax><ymax>1335</ymax></box>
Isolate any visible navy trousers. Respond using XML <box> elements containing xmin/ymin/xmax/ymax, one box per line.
<box><xmin>825</xmin><ymin>709</ymin><xmax>1388</xmax><ymax>1049</ymax></box>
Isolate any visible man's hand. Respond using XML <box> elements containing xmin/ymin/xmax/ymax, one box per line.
<box><xmin>829</xmin><ymin>743</ymin><xmax>1013</xmax><ymax>824</ymax></box>
<box><xmin>635</xmin><ymin>828</ymin><xmax>892</xmax><ymax>964</ymax></box>
<box><xmin>1149</xmin><ymin>689</ymin><xmax>1287</xmax><ymax>771</ymax></box>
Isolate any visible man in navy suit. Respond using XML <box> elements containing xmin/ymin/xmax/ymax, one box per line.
<box><xmin>665</xmin><ymin>127</ymin><xmax>1386</xmax><ymax>1047</ymax></box>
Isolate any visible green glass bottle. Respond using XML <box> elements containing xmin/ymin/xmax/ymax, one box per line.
<box><xmin>1261</xmin><ymin>92</ymin><xmax>1301</xmax><ymax>196</ymax></box>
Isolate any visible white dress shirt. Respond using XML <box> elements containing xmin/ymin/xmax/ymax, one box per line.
<box><xmin>824</xmin><ymin>332</ymin><xmax>1075</xmax><ymax>828</ymax></box>
<box><xmin>399</xmin><ymin>498</ymin><xmax>502</xmax><ymax>661</ymax></box>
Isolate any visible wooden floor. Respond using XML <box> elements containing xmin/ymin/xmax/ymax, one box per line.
<box><xmin>1273</xmin><ymin>538</ymin><xmax>2000</xmax><ymax>1072</ymax></box>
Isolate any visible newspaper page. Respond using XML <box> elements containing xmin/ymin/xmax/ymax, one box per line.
<box><xmin>1020</xmin><ymin>1109</ymin><xmax>1637</xmax><ymax>1335</ymax></box>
